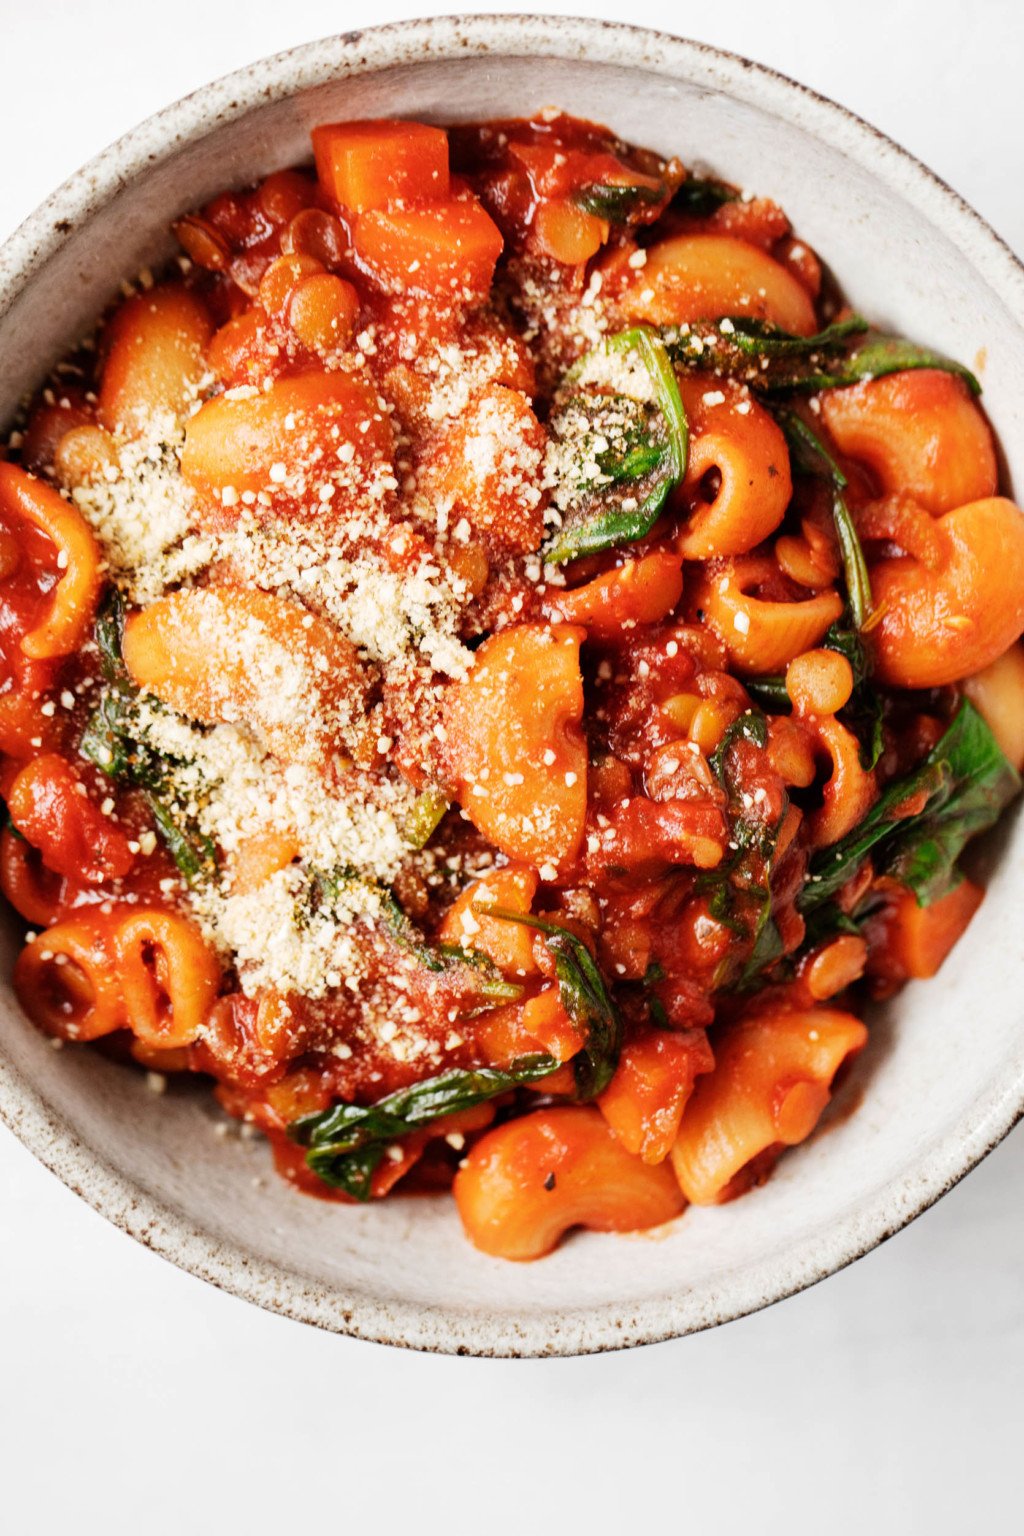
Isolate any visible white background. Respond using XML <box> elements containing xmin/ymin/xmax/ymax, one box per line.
<box><xmin>2</xmin><ymin>2</ymin><xmax>1023</xmax><ymax>1530</ymax></box>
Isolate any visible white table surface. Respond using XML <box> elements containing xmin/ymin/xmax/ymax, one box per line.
<box><xmin>2</xmin><ymin>2</ymin><xmax>1022</xmax><ymax>1529</ymax></box>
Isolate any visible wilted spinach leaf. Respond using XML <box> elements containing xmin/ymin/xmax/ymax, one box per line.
<box><xmin>79</xmin><ymin>595</ymin><xmax>216</xmax><ymax>883</ymax></box>
<box><xmin>574</xmin><ymin>181</ymin><xmax>664</xmax><ymax>222</ymax></box>
<box><xmin>672</xmin><ymin>176</ymin><xmax>738</xmax><ymax>217</ymax></box>
<box><xmin>472</xmin><ymin>907</ymin><xmax>623</xmax><ymax>1099</ymax></box>
<box><xmin>290</xmin><ymin>1055</ymin><xmax>560</xmax><ymax>1201</ymax></box>
<box><xmin>660</xmin><ymin>315</ymin><xmax>979</xmax><ymax>396</ymax></box>
<box><xmin>778</xmin><ymin>411</ymin><xmax>874</xmax><ymax>631</ymax></box>
<box><xmin>545</xmin><ymin>327</ymin><xmax>688</xmax><ymax>563</ymax></box>
<box><xmin>799</xmin><ymin>701</ymin><xmax>1019</xmax><ymax>913</ymax></box>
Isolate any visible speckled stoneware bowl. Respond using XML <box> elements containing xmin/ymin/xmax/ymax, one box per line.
<box><xmin>1</xmin><ymin>14</ymin><xmax>1022</xmax><ymax>1356</ymax></box>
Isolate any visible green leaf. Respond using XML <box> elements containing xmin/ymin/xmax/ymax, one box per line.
<box><xmin>660</xmin><ymin>315</ymin><xmax>979</xmax><ymax>397</ymax></box>
<box><xmin>709</xmin><ymin>707</ymin><xmax>768</xmax><ymax>782</ymax></box>
<box><xmin>815</xmin><ymin>624</ymin><xmax>885</xmax><ymax>770</ymax></box>
<box><xmin>608</xmin><ymin>329</ymin><xmax>688</xmax><ymax>480</ymax></box>
<box><xmin>544</xmin><ymin>327</ymin><xmax>688</xmax><ymax>564</ymax></box>
<box><xmin>94</xmin><ymin>589</ymin><xmax>128</xmax><ymax>683</ymax></box>
<box><xmin>662</xmin><ymin>316</ymin><xmax>867</xmax><ymax>385</ymax></box>
<box><xmin>292</xmin><ymin>1055</ymin><xmax>561</xmax><ymax>1201</ymax></box>
<box><xmin>735</xmin><ymin>630</ymin><xmax>884</xmax><ymax>768</ymax></box>
<box><xmin>808</xmin><ymin>332</ymin><xmax>981</xmax><ymax>396</ymax></box>
<box><xmin>799</xmin><ymin>701</ymin><xmax>1020</xmax><ymax>913</ymax></box>
<box><xmin>471</xmin><ymin>907</ymin><xmax>623</xmax><ymax>1099</ymax></box>
<box><xmin>736</xmin><ymin>910</ymin><xmax>784</xmax><ymax>989</ymax></box>
<box><xmin>722</xmin><ymin>315</ymin><xmax>868</xmax><ymax>358</ymax></box>
<box><xmin>692</xmin><ymin>708</ymin><xmax>789</xmax><ymax>988</ymax></box>
<box><xmin>573</xmin><ymin>182</ymin><xmax>664</xmax><ymax>221</ymax></box>
<box><xmin>743</xmin><ymin>675</ymin><xmax>790</xmax><ymax>711</ymax></box>
<box><xmin>672</xmin><ymin>176</ymin><xmax>738</xmax><ymax>217</ymax></box>
<box><xmin>79</xmin><ymin>686</ymin><xmax>135</xmax><ymax>778</ymax></box>
<box><xmin>78</xmin><ymin>597</ymin><xmax>218</xmax><ymax>883</ymax></box>
<box><xmin>144</xmin><ymin>791</ymin><xmax>217</xmax><ymax>882</ymax></box>
<box><xmin>310</xmin><ymin>1143</ymin><xmax>386</xmax><ymax>1202</ymax></box>
<box><xmin>829</xmin><ymin>634</ymin><xmax>885</xmax><ymax>773</ymax></box>
<box><xmin>819</xmin><ymin>624</ymin><xmax>868</xmax><ymax>685</ymax></box>
<box><xmin>778</xmin><ymin>412</ymin><xmax>874</xmax><ymax>631</ymax></box>
<box><xmin>308</xmin><ymin>871</ymin><xmax>522</xmax><ymax>1003</ymax></box>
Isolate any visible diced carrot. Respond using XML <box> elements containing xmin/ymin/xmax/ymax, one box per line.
<box><xmin>865</xmin><ymin>879</ymin><xmax>984</xmax><ymax>986</ymax></box>
<box><xmin>472</xmin><ymin>988</ymin><xmax>581</xmax><ymax>1070</ymax></box>
<box><xmin>521</xmin><ymin>988</ymin><xmax>584</xmax><ymax>1062</ymax></box>
<box><xmin>353</xmin><ymin>200</ymin><xmax>504</xmax><ymax>301</ymax></box>
<box><xmin>438</xmin><ymin>863</ymin><xmax>541</xmax><ymax>976</ymax></box>
<box><xmin>418</xmin><ymin>384</ymin><xmax>546</xmax><ymax>555</ymax></box>
<box><xmin>312</xmin><ymin>119</ymin><xmax>450</xmax><ymax>212</ymax></box>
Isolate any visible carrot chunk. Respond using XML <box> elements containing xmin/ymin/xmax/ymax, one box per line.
<box><xmin>864</xmin><ymin>879</ymin><xmax>984</xmax><ymax>986</ymax></box>
<box><xmin>312</xmin><ymin>119</ymin><xmax>450</xmax><ymax>212</ymax></box>
<box><xmin>353</xmin><ymin>201</ymin><xmax>503</xmax><ymax>301</ymax></box>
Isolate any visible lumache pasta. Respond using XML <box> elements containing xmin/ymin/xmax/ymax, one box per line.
<box><xmin>2</xmin><ymin>112</ymin><xmax>1023</xmax><ymax>1260</ymax></box>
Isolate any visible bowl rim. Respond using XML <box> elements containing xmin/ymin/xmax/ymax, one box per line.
<box><xmin>2</xmin><ymin>12</ymin><xmax>1023</xmax><ymax>1357</ymax></box>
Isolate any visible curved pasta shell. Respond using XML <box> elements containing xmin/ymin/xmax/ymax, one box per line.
<box><xmin>869</xmin><ymin>497</ymin><xmax>1024</xmax><ymax>688</ymax></box>
<box><xmin>122</xmin><ymin>584</ymin><xmax>371</xmax><ymax>767</ymax></box>
<box><xmin>598</xmin><ymin>1029</ymin><xmax>714</xmax><ymax>1165</ymax></box>
<box><xmin>802</xmin><ymin>713</ymin><xmax>879</xmax><ymax>849</ymax></box>
<box><xmin>690</xmin><ymin>556</ymin><xmax>842</xmax><ymax>674</ymax></box>
<box><xmin>0</xmin><ymin>463</ymin><xmax>102</xmax><ymax>659</ymax></box>
<box><xmin>0</xmin><ymin>824</ymin><xmax>70</xmax><ymax>925</ymax></box>
<box><xmin>181</xmin><ymin>369</ymin><xmax>393</xmax><ymax>517</ymax></box>
<box><xmin>620</xmin><ymin>234</ymin><xmax>817</xmax><ymax>334</ymax></box>
<box><xmin>443</xmin><ymin>622</ymin><xmax>587</xmax><ymax>868</ymax></box>
<box><xmin>14</xmin><ymin>914</ymin><xmax>126</xmax><ymax>1042</ymax></box>
<box><xmin>547</xmin><ymin>547</ymin><xmax>683</xmax><ymax>637</ymax></box>
<box><xmin>676</xmin><ymin>378</ymin><xmax>792</xmax><ymax>558</ymax></box>
<box><xmin>671</xmin><ymin>1007</ymin><xmax>868</xmax><ymax>1204</ymax></box>
<box><xmin>98</xmin><ymin>283</ymin><xmax>213</xmax><ymax>438</ymax></box>
<box><xmin>820</xmin><ymin>370</ymin><xmax>997</xmax><ymax>514</ymax></box>
<box><xmin>7</xmin><ymin>754</ymin><xmax>135</xmax><ymax>883</ymax></box>
<box><xmin>454</xmin><ymin>1105</ymin><xmax>685</xmax><ymax>1260</ymax></box>
<box><xmin>114</xmin><ymin>908</ymin><xmax>222</xmax><ymax>1049</ymax></box>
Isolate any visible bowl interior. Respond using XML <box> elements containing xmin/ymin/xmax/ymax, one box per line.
<box><xmin>2</xmin><ymin>25</ymin><xmax>1023</xmax><ymax>1354</ymax></box>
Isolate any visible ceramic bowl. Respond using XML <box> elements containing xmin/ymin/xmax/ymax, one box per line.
<box><xmin>1</xmin><ymin>14</ymin><xmax>1022</xmax><ymax>1357</ymax></box>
